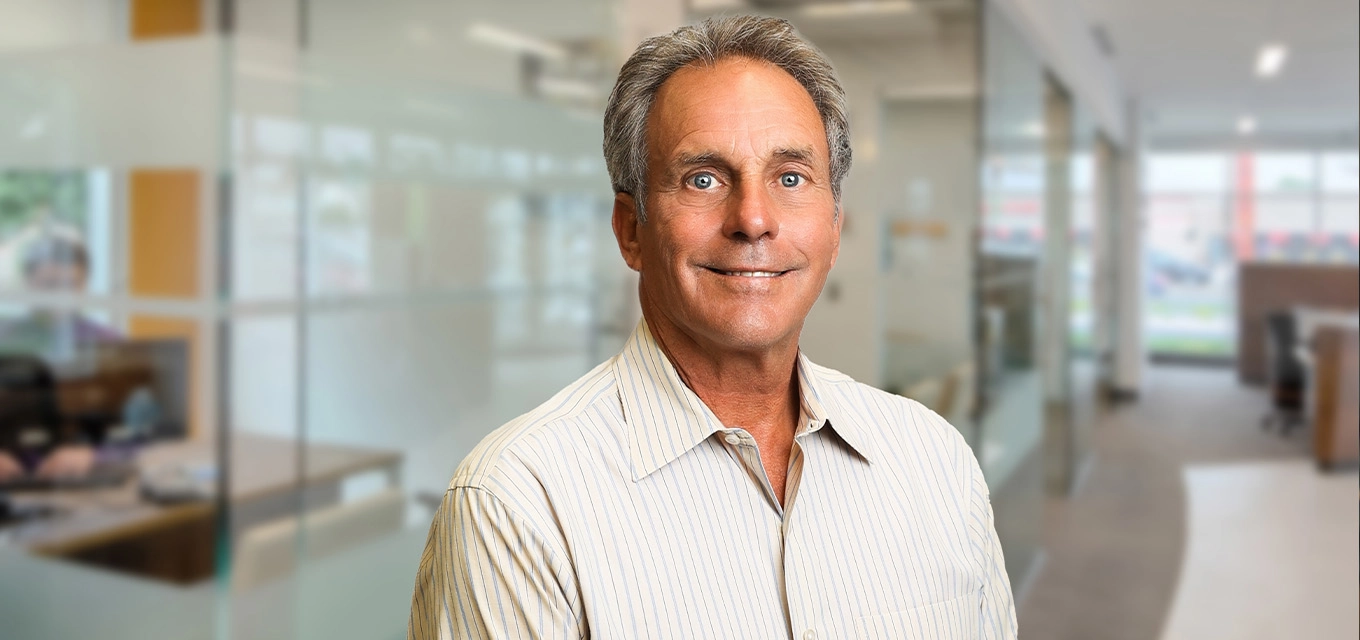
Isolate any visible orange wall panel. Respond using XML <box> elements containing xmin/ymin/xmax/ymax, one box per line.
<box><xmin>130</xmin><ymin>0</ymin><xmax>203</xmax><ymax>40</ymax></box>
<box><xmin>128</xmin><ymin>169</ymin><xmax>200</xmax><ymax>299</ymax></box>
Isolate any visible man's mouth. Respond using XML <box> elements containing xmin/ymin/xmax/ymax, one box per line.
<box><xmin>706</xmin><ymin>267</ymin><xmax>789</xmax><ymax>278</ymax></box>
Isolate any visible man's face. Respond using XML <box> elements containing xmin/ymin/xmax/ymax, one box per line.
<box><xmin>613</xmin><ymin>56</ymin><xmax>842</xmax><ymax>355</ymax></box>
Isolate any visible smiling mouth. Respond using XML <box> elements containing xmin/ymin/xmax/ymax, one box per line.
<box><xmin>705</xmin><ymin>267</ymin><xmax>790</xmax><ymax>278</ymax></box>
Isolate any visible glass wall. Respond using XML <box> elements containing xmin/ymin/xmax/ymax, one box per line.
<box><xmin>0</xmin><ymin>2</ymin><xmax>225</xmax><ymax>638</ymax></box>
<box><xmin>229</xmin><ymin>1</ymin><xmax>632</xmax><ymax>638</ymax></box>
<box><xmin>977</xmin><ymin>0</ymin><xmax>1047</xmax><ymax>584</ymax></box>
<box><xmin>2</xmin><ymin>0</ymin><xmax>1107</xmax><ymax>635</ymax></box>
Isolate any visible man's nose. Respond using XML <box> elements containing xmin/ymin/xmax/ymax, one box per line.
<box><xmin>722</xmin><ymin>180</ymin><xmax>780</xmax><ymax>241</ymax></box>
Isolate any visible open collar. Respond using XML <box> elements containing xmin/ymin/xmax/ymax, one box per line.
<box><xmin>614</xmin><ymin>320</ymin><xmax>875</xmax><ymax>482</ymax></box>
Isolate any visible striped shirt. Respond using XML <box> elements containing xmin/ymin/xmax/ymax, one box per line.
<box><xmin>409</xmin><ymin>320</ymin><xmax>1016</xmax><ymax>639</ymax></box>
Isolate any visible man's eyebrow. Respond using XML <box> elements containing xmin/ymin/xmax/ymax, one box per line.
<box><xmin>772</xmin><ymin>146</ymin><xmax>817</xmax><ymax>164</ymax></box>
<box><xmin>672</xmin><ymin>151</ymin><xmax>725</xmax><ymax>168</ymax></box>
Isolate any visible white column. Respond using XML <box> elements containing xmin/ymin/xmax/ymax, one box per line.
<box><xmin>1112</xmin><ymin>97</ymin><xmax>1145</xmax><ymax>396</ymax></box>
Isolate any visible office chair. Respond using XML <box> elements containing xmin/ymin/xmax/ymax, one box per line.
<box><xmin>1260</xmin><ymin>310</ymin><xmax>1306</xmax><ymax>435</ymax></box>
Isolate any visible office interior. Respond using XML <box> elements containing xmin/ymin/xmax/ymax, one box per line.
<box><xmin>0</xmin><ymin>0</ymin><xmax>1354</xmax><ymax>638</ymax></box>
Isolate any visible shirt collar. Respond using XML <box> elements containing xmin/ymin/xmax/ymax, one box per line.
<box><xmin>614</xmin><ymin>319</ymin><xmax>876</xmax><ymax>482</ymax></box>
<box><xmin>794</xmin><ymin>350</ymin><xmax>877</xmax><ymax>465</ymax></box>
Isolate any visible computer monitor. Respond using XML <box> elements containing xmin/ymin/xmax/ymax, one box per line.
<box><xmin>53</xmin><ymin>338</ymin><xmax>190</xmax><ymax>444</ymax></box>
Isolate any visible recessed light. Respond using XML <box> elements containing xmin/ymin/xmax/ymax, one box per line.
<box><xmin>1238</xmin><ymin>116</ymin><xmax>1257</xmax><ymax>135</ymax></box>
<box><xmin>1255</xmin><ymin>44</ymin><xmax>1287</xmax><ymax>78</ymax></box>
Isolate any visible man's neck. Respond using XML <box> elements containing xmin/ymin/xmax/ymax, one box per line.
<box><xmin>640</xmin><ymin>305</ymin><xmax>801</xmax><ymax>440</ymax></box>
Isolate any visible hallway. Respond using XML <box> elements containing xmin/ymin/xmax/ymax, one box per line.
<box><xmin>1018</xmin><ymin>365</ymin><xmax>1358</xmax><ymax>639</ymax></box>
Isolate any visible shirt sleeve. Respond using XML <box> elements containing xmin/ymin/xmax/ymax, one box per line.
<box><xmin>408</xmin><ymin>486</ymin><xmax>585</xmax><ymax>640</ymax></box>
<box><xmin>968</xmin><ymin>457</ymin><xmax>1018</xmax><ymax>639</ymax></box>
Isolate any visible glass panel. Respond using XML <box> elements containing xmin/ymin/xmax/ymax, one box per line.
<box><xmin>1321</xmin><ymin>151</ymin><xmax>1360</xmax><ymax>193</ymax></box>
<box><xmin>274</xmin><ymin>1</ymin><xmax>628</xmax><ymax>638</ymax></box>
<box><xmin>1145</xmin><ymin>153</ymin><xmax>1229</xmax><ymax>193</ymax></box>
<box><xmin>978</xmin><ymin>0</ymin><xmax>1045</xmax><ymax>586</ymax></box>
<box><xmin>1320</xmin><ymin>152</ymin><xmax>1359</xmax><ymax>263</ymax></box>
<box><xmin>0</xmin><ymin>2</ymin><xmax>227</xmax><ymax>638</ymax></box>
<box><xmin>1144</xmin><ymin>194</ymin><xmax>1235</xmax><ymax>356</ymax></box>
<box><xmin>1254</xmin><ymin>153</ymin><xmax>1315</xmax><ymax>194</ymax></box>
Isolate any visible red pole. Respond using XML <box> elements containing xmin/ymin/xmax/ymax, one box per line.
<box><xmin>1234</xmin><ymin>152</ymin><xmax>1255</xmax><ymax>260</ymax></box>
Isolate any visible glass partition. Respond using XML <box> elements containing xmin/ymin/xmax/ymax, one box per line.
<box><xmin>271</xmin><ymin>1</ymin><xmax>631</xmax><ymax>638</ymax></box>
<box><xmin>0</xmin><ymin>2</ymin><xmax>227</xmax><ymax>638</ymax></box>
<box><xmin>977</xmin><ymin>0</ymin><xmax>1047</xmax><ymax>584</ymax></box>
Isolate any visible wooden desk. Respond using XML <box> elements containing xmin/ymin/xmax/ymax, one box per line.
<box><xmin>3</xmin><ymin>432</ymin><xmax>401</xmax><ymax>581</ymax></box>
<box><xmin>1313</xmin><ymin>326</ymin><xmax>1360</xmax><ymax>469</ymax></box>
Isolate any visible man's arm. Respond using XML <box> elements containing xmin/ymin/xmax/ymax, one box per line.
<box><xmin>968</xmin><ymin>458</ymin><xmax>1018</xmax><ymax>639</ymax></box>
<box><xmin>409</xmin><ymin>486</ymin><xmax>584</xmax><ymax>640</ymax></box>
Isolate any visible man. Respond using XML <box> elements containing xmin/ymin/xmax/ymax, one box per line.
<box><xmin>410</xmin><ymin>15</ymin><xmax>1016</xmax><ymax>639</ymax></box>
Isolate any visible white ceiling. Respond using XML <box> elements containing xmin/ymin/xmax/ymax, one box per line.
<box><xmin>1077</xmin><ymin>0</ymin><xmax>1359</xmax><ymax>147</ymax></box>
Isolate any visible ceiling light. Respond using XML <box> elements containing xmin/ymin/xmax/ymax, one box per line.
<box><xmin>1238</xmin><ymin>116</ymin><xmax>1257</xmax><ymax>135</ymax></box>
<box><xmin>802</xmin><ymin>1</ymin><xmax>915</xmax><ymax>18</ymax></box>
<box><xmin>467</xmin><ymin>23</ymin><xmax>567</xmax><ymax>61</ymax></box>
<box><xmin>1255</xmin><ymin>44</ymin><xmax>1287</xmax><ymax>78</ymax></box>
<box><xmin>537</xmin><ymin>77</ymin><xmax>601</xmax><ymax>101</ymax></box>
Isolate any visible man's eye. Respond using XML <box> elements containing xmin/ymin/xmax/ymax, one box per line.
<box><xmin>780</xmin><ymin>173</ymin><xmax>803</xmax><ymax>188</ymax></box>
<box><xmin>690</xmin><ymin>173</ymin><xmax>717</xmax><ymax>189</ymax></box>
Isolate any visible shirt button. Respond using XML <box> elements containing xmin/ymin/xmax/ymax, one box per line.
<box><xmin>724</xmin><ymin>434</ymin><xmax>742</xmax><ymax>446</ymax></box>
<box><xmin>803</xmin><ymin>630</ymin><xmax>817</xmax><ymax>640</ymax></box>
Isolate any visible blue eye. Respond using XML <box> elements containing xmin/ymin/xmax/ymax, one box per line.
<box><xmin>691</xmin><ymin>173</ymin><xmax>716</xmax><ymax>189</ymax></box>
<box><xmin>780</xmin><ymin>173</ymin><xmax>803</xmax><ymax>188</ymax></box>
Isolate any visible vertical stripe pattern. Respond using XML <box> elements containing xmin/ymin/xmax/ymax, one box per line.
<box><xmin>409</xmin><ymin>320</ymin><xmax>1017</xmax><ymax>639</ymax></box>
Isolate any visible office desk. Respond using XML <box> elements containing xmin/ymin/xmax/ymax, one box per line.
<box><xmin>3</xmin><ymin>432</ymin><xmax>402</xmax><ymax>579</ymax></box>
<box><xmin>1312</xmin><ymin>325</ymin><xmax>1360</xmax><ymax>469</ymax></box>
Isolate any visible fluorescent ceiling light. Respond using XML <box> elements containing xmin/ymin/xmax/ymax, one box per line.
<box><xmin>1255</xmin><ymin>44</ymin><xmax>1287</xmax><ymax>78</ymax></box>
<box><xmin>537</xmin><ymin>77</ymin><xmax>600</xmax><ymax>101</ymax></box>
<box><xmin>802</xmin><ymin>1</ymin><xmax>914</xmax><ymax>18</ymax></box>
<box><xmin>467</xmin><ymin>23</ymin><xmax>566</xmax><ymax>61</ymax></box>
<box><xmin>1238</xmin><ymin>116</ymin><xmax>1257</xmax><ymax>135</ymax></box>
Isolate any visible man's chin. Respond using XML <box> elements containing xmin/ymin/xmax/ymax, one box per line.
<box><xmin>691</xmin><ymin>315</ymin><xmax>798</xmax><ymax>354</ymax></box>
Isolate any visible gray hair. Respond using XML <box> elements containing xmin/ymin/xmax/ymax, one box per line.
<box><xmin>603</xmin><ymin>15</ymin><xmax>852</xmax><ymax>222</ymax></box>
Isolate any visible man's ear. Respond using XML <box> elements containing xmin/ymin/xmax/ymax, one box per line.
<box><xmin>612</xmin><ymin>192</ymin><xmax>643</xmax><ymax>273</ymax></box>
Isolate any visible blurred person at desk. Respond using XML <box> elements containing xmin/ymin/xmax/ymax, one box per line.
<box><xmin>0</xmin><ymin>234</ymin><xmax>120</xmax><ymax>481</ymax></box>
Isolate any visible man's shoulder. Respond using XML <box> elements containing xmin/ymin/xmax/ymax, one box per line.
<box><xmin>448</xmin><ymin>358</ymin><xmax>620</xmax><ymax>491</ymax></box>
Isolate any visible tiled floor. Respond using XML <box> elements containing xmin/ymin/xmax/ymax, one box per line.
<box><xmin>1161</xmin><ymin>461</ymin><xmax>1358</xmax><ymax>640</ymax></box>
<box><xmin>1017</xmin><ymin>365</ymin><xmax>1349</xmax><ymax>640</ymax></box>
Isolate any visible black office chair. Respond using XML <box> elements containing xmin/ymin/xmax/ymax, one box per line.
<box><xmin>1260</xmin><ymin>311</ymin><xmax>1306</xmax><ymax>435</ymax></box>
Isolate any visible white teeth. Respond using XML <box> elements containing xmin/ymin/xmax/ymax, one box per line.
<box><xmin>721</xmin><ymin>270</ymin><xmax>779</xmax><ymax>277</ymax></box>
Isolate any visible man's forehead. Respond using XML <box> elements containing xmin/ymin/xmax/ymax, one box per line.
<box><xmin>648</xmin><ymin>57</ymin><xmax>828</xmax><ymax>165</ymax></box>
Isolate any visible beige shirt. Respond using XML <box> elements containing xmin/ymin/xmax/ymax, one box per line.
<box><xmin>410</xmin><ymin>320</ymin><xmax>1016</xmax><ymax>639</ymax></box>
